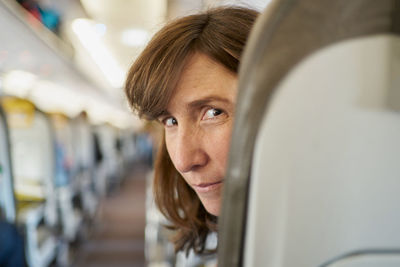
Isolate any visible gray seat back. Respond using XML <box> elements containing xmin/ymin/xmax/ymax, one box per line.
<box><xmin>218</xmin><ymin>1</ymin><xmax>400</xmax><ymax>266</ymax></box>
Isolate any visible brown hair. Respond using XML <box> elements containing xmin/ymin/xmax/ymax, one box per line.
<box><xmin>125</xmin><ymin>6</ymin><xmax>258</xmax><ymax>254</ymax></box>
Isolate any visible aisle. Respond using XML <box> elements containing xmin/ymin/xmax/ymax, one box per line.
<box><xmin>74</xmin><ymin>163</ymin><xmax>149</xmax><ymax>267</ymax></box>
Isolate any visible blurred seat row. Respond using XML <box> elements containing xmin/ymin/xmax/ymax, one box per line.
<box><xmin>0</xmin><ymin>95</ymin><xmax>138</xmax><ymax>267</ymax></box>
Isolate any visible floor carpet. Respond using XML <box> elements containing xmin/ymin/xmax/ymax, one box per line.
<box><xmin>74</xmin><ymin>163</ymin><xmax>149</xmax><ymax>267</ymax></box>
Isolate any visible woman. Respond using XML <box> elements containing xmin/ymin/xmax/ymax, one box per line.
<box><xmin>125</xmin><ymin>6</ymin><xmax>258</xmax><ymax>254</ymax></box>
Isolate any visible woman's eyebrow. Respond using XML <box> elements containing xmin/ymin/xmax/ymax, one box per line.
<box><xmin>158</xmin><ymin>96</ymin><xmax>233</xmax><ymax>119</ymax></box>
<box><xmin>157</xmin><ymin>110</ymin><xmax>171</xmax><ymax>120</ymax></box>
<box><xmin>187</xmin><ymin>96</ymin><xmax>232</xmax><ymax>109</ymax></box>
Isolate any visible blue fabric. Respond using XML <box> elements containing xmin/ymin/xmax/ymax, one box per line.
<box><xmin>0</xmin><ymin>222</ymin><xmax>26</xmax><ymax>267</ymax></box>
<box><xmin>55</xmin><ymin>142</ymin><xmax>69</xmax><ymax>187</ymax></box>
<box><xmin>38</xmin><ymin>7</ymin><xmax>60</xmax><ymax>31</ymax></box>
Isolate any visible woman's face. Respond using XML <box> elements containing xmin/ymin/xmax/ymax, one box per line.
<box><xmin>158</xmin><ymin>53</ymin><xmax>238</xmax><ymax>216</ymax></box>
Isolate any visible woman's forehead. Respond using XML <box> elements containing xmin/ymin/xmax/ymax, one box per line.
<box><xmin>165</xmin><ymin>53</ymin><xmax>238</xmax><ymax>114</ymax></box>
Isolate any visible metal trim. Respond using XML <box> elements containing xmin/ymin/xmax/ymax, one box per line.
<box><xmin>319</xmin><ymin>249</ymin><xmax>400</xmax><ymax>267</ymax></box>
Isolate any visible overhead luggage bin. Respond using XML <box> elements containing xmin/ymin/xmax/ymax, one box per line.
<box><xmin>218</xmin><ymin>0</ymin><xmax>400</xmax><ymax>267</ymax></box>
<box><xmin>0</xmin><ymin>0</ymin><xmax>137</xmax><ymax>131</ymax></box>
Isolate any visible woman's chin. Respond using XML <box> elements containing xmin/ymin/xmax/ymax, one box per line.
<box><xmin>201</xmin><ymin>197</ymin><xmax>221</xmax><ymax>216</ymax></box>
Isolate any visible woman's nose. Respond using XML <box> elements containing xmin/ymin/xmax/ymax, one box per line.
<box><xmin>170</xmin><ymin>126</ymin><xmax>208</xmax><ymax>173</ymax></box>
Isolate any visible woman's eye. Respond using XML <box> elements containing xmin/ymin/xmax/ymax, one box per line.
<box><xmin>203</xmin><ymin>108</ymin><xmax>223</xmax><ymax>120</ymax></box>
<box><xmin>163</xmin><ymin>117</ymin><xmax>177</xmax><ymax>127</ymax></box>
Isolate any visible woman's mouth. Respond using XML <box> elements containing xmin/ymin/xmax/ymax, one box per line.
<box><xmin>192</xmin><ymin>180</ymin><xmax>224</xmax><ymax>193</ymax></box>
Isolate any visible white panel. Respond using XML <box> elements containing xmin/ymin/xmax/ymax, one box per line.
<box><xmin>244</xmin><ymin>34</ymin><xmax>400</xmax><ymax>267</ymax></box>
<box><xmin>0</xmin><ymin>3</ymin><xmax>81</xmax><ymax>90</ymax></box>
<box><xmin>11</xmin><ymin>113</ymin><xmax>53</xmax><ymax>187</ymax></box>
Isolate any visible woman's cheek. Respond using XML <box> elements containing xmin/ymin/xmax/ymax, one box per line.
<box><xmin>209</xmin><ymin>122</ymin><xmax>234</xmax><ymax>172</ymax></box>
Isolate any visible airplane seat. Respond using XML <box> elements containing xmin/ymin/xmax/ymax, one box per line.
<box><xmin>10</xmin><ymin>109</ymin><xmax>57</xmax><ymax>226</ymax></box>
<box><xmin>1</xmin><ymin>97</ymin><xmax>58</xmax><ymax>267</ymax></box>
<box><xmin>120</xmin><ymin>131</ymin><xmax>137</xmax><ymax>168</ymax></box>
<box><xmin>144</xmin><ymin>171</ymin><xmax>176</xmax><ymax>266</ymax></box>
<box><xmin>92</xmin><ymin>130</ymin><xmax>107</xmax><ymax>196</ymax></box>
<box><xmin>50</xmin><ymin>113</ymin><xmax>83</xmax><ymax>243</ymax></box>
<box><xmin>0</xmin><ymin>104</ymin><xmax>16</xmax><ymax>223</ymax></box>
<box><xmin>71</xmin><ymin>114</ymin><xmax>97</xmax><ymax>219</ymax></box>
<box><xmin>218</xmin><ymin>1</ymin><xmax>400</xmax><ymax>267</ymax></box>
<box><xmin>245</xmin><ymin>33</ymin><xmax>400</xmax><ymax>267</ymax></box>
<box><xmin>94</xmin><ymin>124</ymin><xmax>121</xmax><ymax>195</ymax></box>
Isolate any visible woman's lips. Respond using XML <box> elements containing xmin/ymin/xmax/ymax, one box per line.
<box><xmin>192</xmin><ymin>180</ymin><xmax>223</xmax><ymax>193</ymax></box>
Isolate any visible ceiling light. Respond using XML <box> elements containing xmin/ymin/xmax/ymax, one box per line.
<box><xmin>71</xmin><ymin>19</ymin><xmax>125</xmax><ymax>89</ymax></box>
<box><xmin>121</xmin><ymin>29</ymin><xmax>149</xmax><ymax>47</ymax></box>
<box><xmin>2</xmin><ymin>70</ymin><xmax>37</xmax><ymax>98</ymax></box>
<box><xmin>94</xmin><ymin>23</ymin><xmax>107</xmax><ymax>36</ymax></box>
<box><xmin>30</xmin><ymin>80</ymin><xmax>85</xmax><ymax>117</ymax></box>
